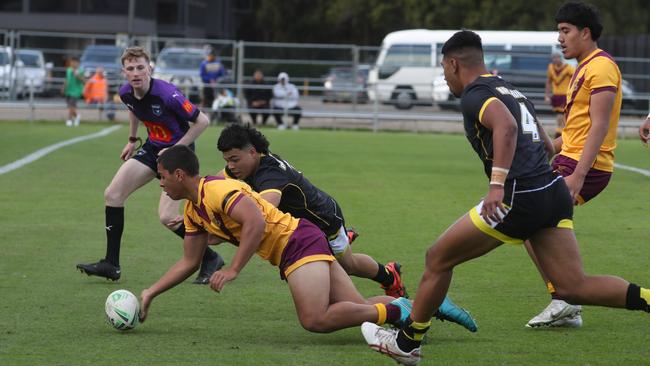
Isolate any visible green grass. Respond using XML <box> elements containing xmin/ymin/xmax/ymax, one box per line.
<box><xmin>1</xmin><ymin>121</ymin><xmax>649</xmax><ymax>365</ymax></box>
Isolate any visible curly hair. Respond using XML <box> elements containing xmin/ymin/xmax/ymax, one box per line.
<box><xmin>217</xmin><ymin>123</ymin><xmax>270</xmax><ymax>154</ymax></box>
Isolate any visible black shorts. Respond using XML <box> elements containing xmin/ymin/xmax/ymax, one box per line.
<box><xmin>66</xmin><ymin>96</ymin><xmax>80</xmax><ymax>108</ymax></box>
<box><xmin>468</xmin><ymin>172</ymin><xmax>574</xmax><ymax>244</ymax></box>
<box><xmin>131</xmin><ymin>141</ymin><xmax>195</xmax><ymax>177</ymax></box>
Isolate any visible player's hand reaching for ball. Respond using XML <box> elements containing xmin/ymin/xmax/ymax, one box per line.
<box><xmin>209</xmin><ymin>267</ymin><xmax>238</xmax><ymax>293</ymax></box>
<box><xmin>139</xmin><ymin>288</ymin><xmax>154</xmax><ymax>323</ymax></box>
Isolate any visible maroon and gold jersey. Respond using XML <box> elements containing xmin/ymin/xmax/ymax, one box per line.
<box><xmin>562</xmin><ymin>49</ymin><xmax>622</xmax><ymax>172</ymax></box>
<box><xmin>547</xmin><ymin>63</ymin><xmax>575</xmax><ymax>96</ymax></box>
<box><xmin>184</xmin><ymin>176</ymin><xmax>299</xmax><ymax>266</ymax></box>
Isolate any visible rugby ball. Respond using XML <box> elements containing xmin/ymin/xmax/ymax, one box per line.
<box><xmin>105</xmin><ymin>289</ymin><xmax>140</xmax><ymax>330</ymax></box>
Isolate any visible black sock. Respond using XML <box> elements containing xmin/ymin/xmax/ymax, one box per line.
<box><xmin>173</xmin><ymin>223</ymin><xmax>185</xmax><ymax>238</ymax></box>
<box><xmin>105</xmin><ymin>206</ymin><xmax>124</xmax><ymax>267</ymax></box>
<box><xmin>372</xmin><ymin>262</ymin><xmax>394</xmax><ymax>287</ymax></box>
<box><xmin>396</xmin><ymin>320</ymin><xmax>430</xmax><ymax>352</ymax></box>
<box><xmin>625</xmin><ymin>283</ymin><xmax>650</xmax><ymax>312</ymax></box>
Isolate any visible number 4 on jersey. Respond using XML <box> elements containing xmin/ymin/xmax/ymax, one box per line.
<box><xmin>519</xmin><ymin>102</ymin><xmax>540</xmax><ymax>142</ymax></box>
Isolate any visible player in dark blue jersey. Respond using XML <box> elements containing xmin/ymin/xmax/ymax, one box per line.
<box><xmin>363</xmin><ymin>30</ymin><xmax>650</xmax><ymax>366</ymax></box>
<box><xmin>77</xmin><ymin>46</ymin><xmax>224</xmax><ymax>283</ymax></box>
<box><xmin>216</xmin><ymin>124</ymin><xmax>478</xmax><ymax>333</ymax></box>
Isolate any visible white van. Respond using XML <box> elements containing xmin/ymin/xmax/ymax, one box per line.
<box><xmin>367</xmin><ymin>29</ymin><xmax>560</xmax><ymax>109</ymax></box>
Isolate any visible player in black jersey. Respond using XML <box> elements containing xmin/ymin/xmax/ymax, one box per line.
<box><xmin>217</xmin><ymin>123</ymin><xmax>478</xmax><ymax>333</ymax></box>
<box><xmin>362</xmin><ymin>30</ymin><xmax>650</xmax><ymax>366</ymax></box>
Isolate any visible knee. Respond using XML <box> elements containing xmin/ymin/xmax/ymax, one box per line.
<box><xmin>298</xmin><ymin>315</ymin><xmax>331</xmax><ymax>333</ymax></box>
<box><xmin>104</xmin><ymin>185</ymin><xmax>125</xmax><ymax>206</ymax></box>
<box><xmin>158</xmin><ymin>212</ymin><xmax>179</xmax><ymax>228</ymax></box>
<box><xmin>424</xmin><ymin>245</ymin><xmax>451</xmax><ymax>272</ymax></box>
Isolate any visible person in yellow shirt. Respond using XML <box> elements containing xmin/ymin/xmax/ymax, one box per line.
<box><xmin>525</xmin><ymin>1</ymin><xmax>623</xmax><ymax>329</ymax></box>
<box><xmin>138</xmin><ymin>145</ymin><xmax>413</xmax><ymax>333</ymax></box>
<box><xmin>545</xmin><ymin>52</ymin><xmax>575</xmax><ymax>137</ymax></box>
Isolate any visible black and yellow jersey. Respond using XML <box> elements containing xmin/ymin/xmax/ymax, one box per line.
<box><xmin>225</xmin><ymin>153</ymin><xmax>342</xmax><ymax>237</ymax></box>
<box><xmin>460</xmin><ymin>74</ymin><xmax>551</xmax><ymax>181</ymax></box>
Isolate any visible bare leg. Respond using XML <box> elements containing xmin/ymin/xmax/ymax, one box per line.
<box><xmin>530</xmin><ymin>227</ymin><xmax>628</xmax><ymax>308</ymax></box>
<box><xmin>411</xmin><ymin>214</ymin><xmax>502</xmax><ymax>323</ymax></box>
<box><xmin>104</xmin><ymin>159</ymin><xmax>156</xmax><ymax>207</ymax></box>
<box><xmin>158</xmin><ymin>191</ymin><xmax>183</xmax><ymax>231</ymax></box>
<box><xmin>287</xmin><ymin>260</ymin><xmax>391</xmax><ymax>333</ymax></box>
<box><xmin>524</xmin><ymin>240</ymin><xmax>551</xmax><ymax>288</ymax></box>
<box><xmin>336</xmin><ymin>246</ymin><xmax>382</xmax><ymax>279</ymax></box>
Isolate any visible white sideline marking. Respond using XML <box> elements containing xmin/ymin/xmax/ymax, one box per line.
<box><xmin>614</xmin><ymin>162</ymin><xmax>650</xmax><ymax>178</ymax></box>
<box><xmin>0</xmin><ymin>125</ymin><xmax>122</xmax><ymax>175</ymax></box>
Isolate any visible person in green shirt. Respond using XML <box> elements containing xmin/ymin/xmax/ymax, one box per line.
<box><xmin>62</xmin><ymin>57</ymin><xmax>84</xmax><ymax>126</ymax></box>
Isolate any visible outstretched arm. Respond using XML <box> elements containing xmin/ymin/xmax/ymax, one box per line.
<box><xmin>140</xmin><ymin>233</ymin><xmax>208</xmax><ymax>322</ymax></box>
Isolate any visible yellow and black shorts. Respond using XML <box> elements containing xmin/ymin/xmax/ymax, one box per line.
<box><xmin>469</xmin><ymin>172</ymin><xmax>574</xmax><ymax>244</ymax></box>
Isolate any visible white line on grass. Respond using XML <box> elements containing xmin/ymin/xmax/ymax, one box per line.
<box><xmin>614</xmin><ymin>162</ymin><xmax>650</xmax><ymax>178</ymax></box>
<box><xmin>0</xmin><ymin>125</ymin><xmax>122</xmax><ymax>175</ymax></box>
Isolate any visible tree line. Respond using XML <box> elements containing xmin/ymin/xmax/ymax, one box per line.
<box><xmin>236</xmin><ymin>0</ymin><xmax>650</xmax><ymax>46</ymax></box>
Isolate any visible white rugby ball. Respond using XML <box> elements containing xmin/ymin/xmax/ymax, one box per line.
<box><xmin>105</xmin><ymin>289</ymin><xmax>140</xmax><ymax>330</ymax></box>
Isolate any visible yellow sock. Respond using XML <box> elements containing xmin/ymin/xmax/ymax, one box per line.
<box><xmin>546</xmin><ymin>282</ymin><xmax>556</xmax><ymax>294</ymax></box>
<box><xmin>641</xmin><ymin>287</ymin><xmax>650</xmax><ymax>303</ymax></box>
<box><xmin>374</xmin><ymin>303</ymin><xmax>387</xmax><ymax>325</ymax></box>
<box><xmin>406</xmin><ymin>320</ymin><xmax>431</xmax><ymax>342</ymax></box>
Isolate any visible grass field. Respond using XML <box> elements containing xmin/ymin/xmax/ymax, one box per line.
<box><xmin>1</xmin><ymin>121</ymin><xmax>649</xmax><ymax>366</ymax></box>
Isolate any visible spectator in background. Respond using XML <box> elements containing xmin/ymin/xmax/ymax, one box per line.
<box><xmin>272</xmin><ymin>72</ymin><xmax>301</xmax><ymax>130</ymax></box>
<box><xmin>245</xmin><ymin>69</ymin><xmax>272</xmax><ymax>125</ymax></box>
<box><xmin>62</xmin><ymin>57</ymin><xmax>84</xmax><ymax>127</ymax></box>
<box><xmin>199</xmin><ymin>47</ymin><xmax>225</xmax><ymax>108</ymax></box>
<box><xmin>83</xmin><ymin>66</ymin><xmax>108</xmax><ymax>104</ymax></box>
<box><xmin>545</xmin><ymin>52</ymin><xmax>575</xmax><ymax>137</ymax></box>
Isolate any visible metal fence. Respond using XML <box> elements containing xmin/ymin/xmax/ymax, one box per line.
<box><xmin>1</xmin><ymin>30</ymin><xmax>649</xmax><ymax>131</ymax></box>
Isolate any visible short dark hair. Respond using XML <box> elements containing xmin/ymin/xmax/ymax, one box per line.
<box><xmin>157</xmin><ymin>145</ymin><xmax>199</xmax><ymax>177</ymax></box>
<box><xmin>441</xmin><ymin>30</ymin><xmax>484</xmax><ymax>67</ymax></box>
<box><xmin>217</xmin><ymin>123</ymin><xmax>270</xmax><ymax>154</ymax></box>
<box><xmin>555</xmin><ymin>2</ymin><xmax>603</xmax><ymax>41</ymax></box>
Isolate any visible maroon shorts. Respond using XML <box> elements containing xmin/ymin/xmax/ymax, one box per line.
<box><xmin>551</xmin><ymin>94</ymin><xmax>567</xmax><ymax>113</ymax></box>
<box><xmin>278</xmin><ymin>219</ymin><xmax>334</xmax><ymax>280</ymax></box>
<box><xmin>552</xmin><ymin>154</ymin><xmax>612</xmax><ymax>204</ymax></box>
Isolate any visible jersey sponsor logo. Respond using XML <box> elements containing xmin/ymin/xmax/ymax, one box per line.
<box><xmin>182</xmin><ymin>99</ymin><xmax>194</xmax><ymax>114</ymax></box>
<box><xmin>151</xmin><ymin>104</ymin><xmax>162</xmax><ymax>116</ymax></box>
<box><xmin>142</xmin><ymin>120</ymin><xmax>173</xmax><ymax>143</ymax></box>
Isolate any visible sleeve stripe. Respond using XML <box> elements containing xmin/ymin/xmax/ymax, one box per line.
<box><xmin>591</xmin><ymin>86</ymin><xmax>617</xmax><ymax>95</ymax></box>
<box><xmin>226</xmin><ymin>193</ymin><xmax>244</xmax><ymax>215</ymax></box>
<box><xmin>478</xmin><ymin>97</ymin><xmax>498</xmax><ymax>123</ymax></box>
<box><xmin>221</xmin><ymin>190</ymin><xmax>239</xmax><ymax>211</ymax></box>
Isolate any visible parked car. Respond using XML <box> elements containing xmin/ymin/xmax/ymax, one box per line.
<box><xmin>152</xmin><ymin>47</ymin><xmax>206</xmax><ymax>102</ymax></box>
<box><xmin>80</xmin><ymin>45</ymin><xmax>124</xmax><ymax>91</ymax></box>
<box><xmin>15</xmin><ymin>49</ymin><xmax>51</xmax><ymax>95</ymax></box>
<box><xmin>323</xmin><ymin>65</ymin><xmax>370</xmax><ymax>103</ymax></box>
<box><xmin>0</xmin><ymin>46</ymin><xmax>24</xmax><ymax>97</ymax></box>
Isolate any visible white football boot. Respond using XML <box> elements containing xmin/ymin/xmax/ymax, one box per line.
<box><xmin>361</xmin><ymin>322</ymin><xmax>421</xmax><ymax>365</ymax></box>
<box><xmin>526</xmin><ymin>299</ymin><xmax>582</xmax><ymax>328</ymax></box>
